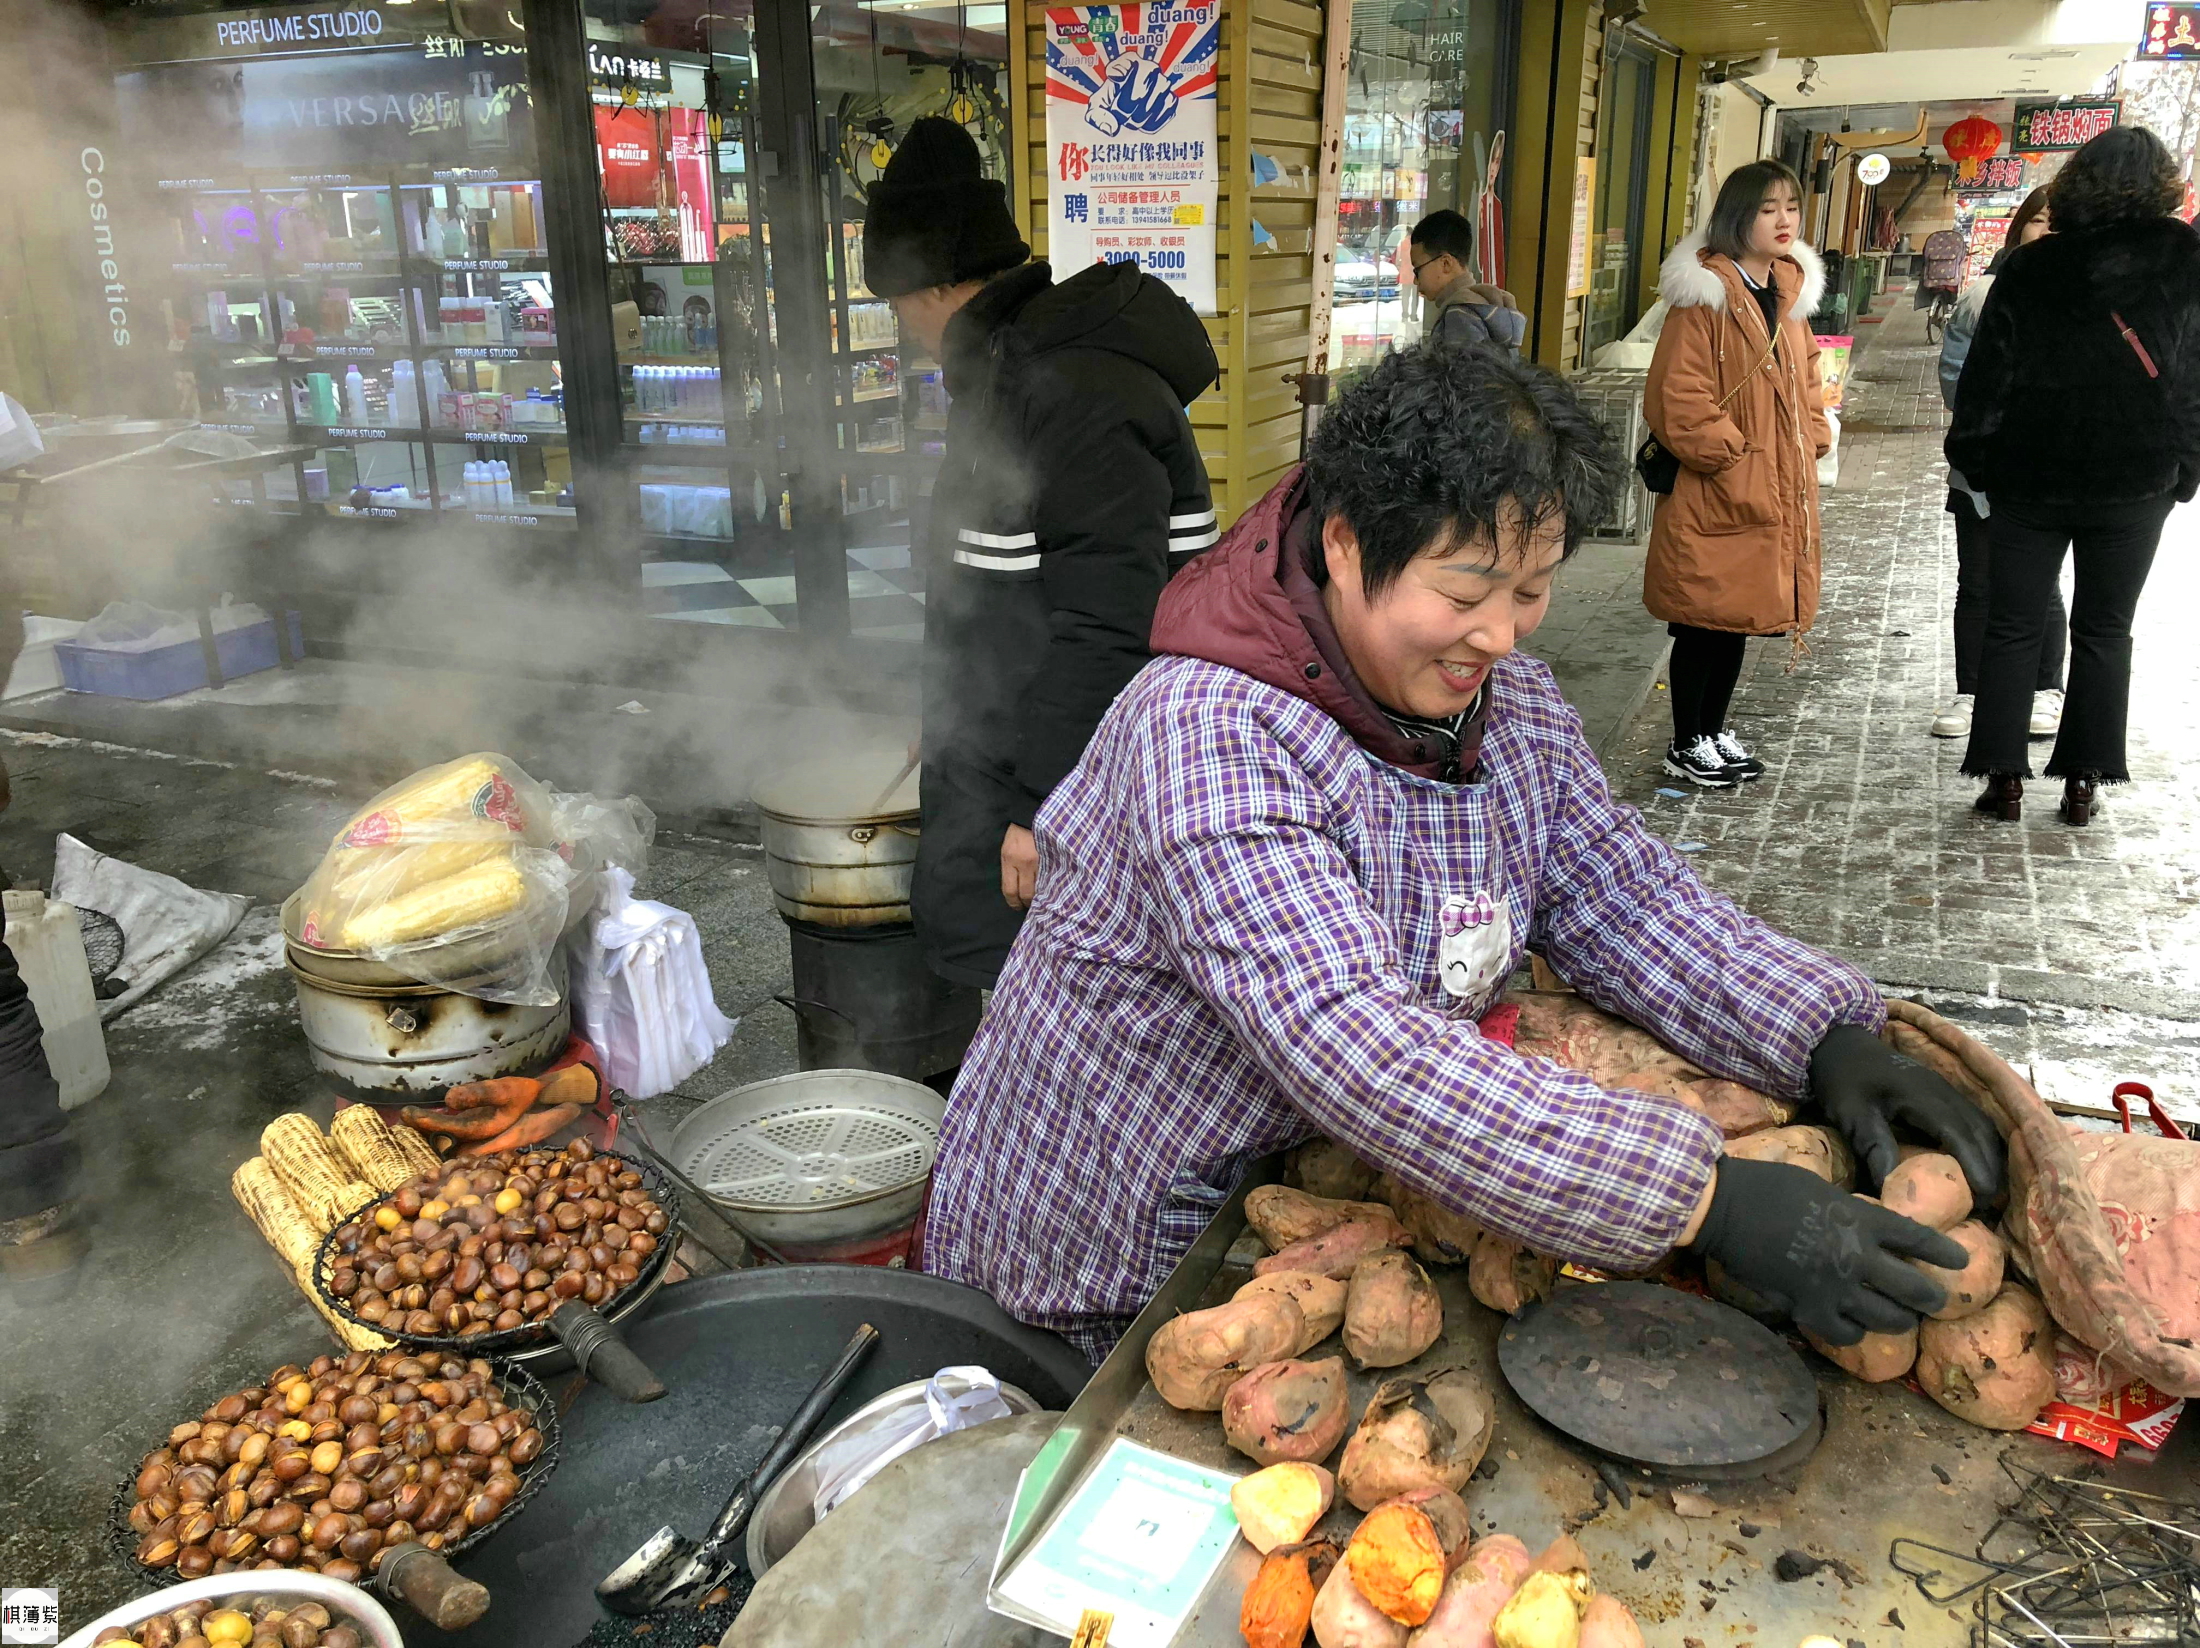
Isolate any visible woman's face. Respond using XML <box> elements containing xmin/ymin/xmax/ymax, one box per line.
<box><xmin>1749</xmin><ymin>185</ymin><xmax>1802</xmax><ymax>260</ymax></box>
<box><xmin>2019</xmin><ymin>205</ymin><xmax>2052</xmax><ymax>245</ymax></box>
<box><xmin>1321</xmin><ymin>506</ymin><xmax>1566</xmax><ymax>719</ymax></box>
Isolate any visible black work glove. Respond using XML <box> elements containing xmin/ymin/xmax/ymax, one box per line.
<box><xmin>1808</xmin><ymin>1023</ymin><xmax>2005</xmax><ymax>1203</ymax></box>
<box><xmin>1688</xmin><ymin>1158</ymin><xmax>1970</xmax><ymax>1345</ymax></box>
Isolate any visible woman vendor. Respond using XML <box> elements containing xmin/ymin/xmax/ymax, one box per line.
<box><xmin>920</xmin><ymin>346</ymin><xmax>2003</xmax><ymax>1363</ymax></box>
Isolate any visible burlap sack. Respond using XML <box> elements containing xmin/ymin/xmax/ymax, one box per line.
<box><xmin>1883</xmin><ymin>999</ymin><xmax>2200</xmax><ymax>1400</ymax></box>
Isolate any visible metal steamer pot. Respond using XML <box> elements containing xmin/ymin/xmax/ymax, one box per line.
<box><xmin>752</xmin><ymin>749</ymin><xmax>921</xmax><ymax>928</ymax></box>
<box><xmin>281</xmin><ymin>894</ymin><xmax>570</xmax><ymax>1099</ymax></box>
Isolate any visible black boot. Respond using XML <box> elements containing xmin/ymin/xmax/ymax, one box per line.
<box><xmin>2060</xmin><ymin>773</ymin><xmax>2100</xmax><ymax>827</ymax></box>
<box><xmin>1973</xmin><ymin>773</ymin><xmax>2023</xmax><ymax>822</ymax></box>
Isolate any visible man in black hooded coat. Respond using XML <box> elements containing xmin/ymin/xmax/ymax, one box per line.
<box><xmin>864</xmin><ymin>118</ymin><xmax>1221</xmax><ymax>990</ymax></box>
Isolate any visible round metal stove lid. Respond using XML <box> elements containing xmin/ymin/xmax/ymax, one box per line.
<box><xmin>670</xmin><ymin>1069</ymin><xmax>942</xmax><ymax>1212</ymax></box>
<box><xmin>1496</xmin><ymin>1282</ymin><xmax>1818</xmax><ymax>1470</ymax></box>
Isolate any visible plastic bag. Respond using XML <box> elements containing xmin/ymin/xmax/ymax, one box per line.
<box><xmin>0</xmin><ymin>393</ymin><xmax>45</xmax><ymax>472</ymax></box>
<box><xmin>807</xmin><ymin>1367</ymin><xmax>1016</xmax><ymax>1521</ymax></box>
<box><xmin>294</xmin><ymin>754</ymin><xmax>652</xmax><ymax>1006</ymax></box>
<box><xmin>567</xmin><ymin>866</ymin><xmax>733</xmax><ymax>1097</ymax></box>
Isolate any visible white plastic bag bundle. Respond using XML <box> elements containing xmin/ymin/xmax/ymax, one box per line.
<box><xmin>806</xmin><ymin>1367</ymin><xmax>1016</xmax><ymax>1522</ymax></box>
<box><xmin>568</xmin><ymin>867</ymin><xmax>734</xmax><ymax>1098</ymax></box>
<box><xmin>0</xmin><ymin>394</ymin><xmax>45</xmax><ymax>473</ymax></box>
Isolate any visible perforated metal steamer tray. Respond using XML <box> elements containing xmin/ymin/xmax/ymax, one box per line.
<box><xmin>664</xmin><ymin>1069</ymin><xmax>945</xmax><ymax>1247</ymax></box>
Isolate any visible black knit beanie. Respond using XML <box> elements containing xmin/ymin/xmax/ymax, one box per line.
<box><xmin>862</xmin><ymin>118</ymin><xmax>1029</xmax><ymax>298</ymax></box>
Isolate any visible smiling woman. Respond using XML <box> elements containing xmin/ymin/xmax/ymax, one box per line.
<box><xmin>913</xmin><ymin>345</ymin><xmax>1968</xmax><ymax>1367</ymax></box>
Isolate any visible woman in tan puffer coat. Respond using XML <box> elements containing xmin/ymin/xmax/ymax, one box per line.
<box><xmin>1644</xmin><ymin>159</ymin><xmax>1831</xmax><ymax>789</ymax></box>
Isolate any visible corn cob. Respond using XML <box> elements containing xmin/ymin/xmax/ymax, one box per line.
<box><xmin>386</xmin><ymin>1115</ymin><xmax>445</xmax><ymax>1178</ymax></box>
<box><xmin>261</xmin><ymin>1113</ymin><xmax>359</xmax><ymax>1230</ymax></box>
<box><xmin>331</xmin><ymin>1104</ymin><xmax>433</xmax><ymax>1191</ymax></box>
<box><xmin>339</xmin><ymin>856</ymin><xmax>529</xmax><ymax>950</ymax></box>
<box><xmin>231</xmin><ymin>1156</ymin><xmax>318</xmax><ymax>1270</ymax></box>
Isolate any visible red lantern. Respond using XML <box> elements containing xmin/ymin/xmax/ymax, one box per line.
<box><xmin>1944</xmin><ymin>114</ymin><xmax>2005</xmax><ymax>182</ymax></box>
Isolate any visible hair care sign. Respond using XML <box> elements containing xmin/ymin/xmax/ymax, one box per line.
<box><xmin>1045</xmin><ymin>4</ymin><xmax>1219</xmax><ymax>315</ymax></box>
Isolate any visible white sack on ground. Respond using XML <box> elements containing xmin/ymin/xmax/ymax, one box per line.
<box><xmin>51</xmin><ymin>832</ymin><xmax>250</xmax><ymax>1020</ymax></box>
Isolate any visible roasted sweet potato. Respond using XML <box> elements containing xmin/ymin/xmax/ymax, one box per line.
<box><xmin>1462</xmin><ymin>1535</ymin><xmax>1534</xmax><ymax>1591</ymax></box>
<box><xmin>1250</xmin><ymin>1185</ymin><xmax>1410</xmax><ymax>1251</ymax></box>
<box><xmin>1347</xmin><ymin>1502</ymin><xmax>1449</xmax><ymax>1626</ymax></box>
<box><xmin>1703</xmin><ymin>1257</ymin><xmax>1784</xmax><ymax>1323</ymax></box>
<box><xmin>1577</xmin><ymin>1595</ymin><xmax>1646</xmax><ymax>1648</ymax></box>
<box><xmin>1312</xmin><ymin>1559</ymin><xmax>1410</xmax><ymax>1648</ymax></box>
<box><xmin>1720</xmin><ymin>1124</ymin><xmax>1855</xmax><ymax>1188</ymax></box>
<box><xmin>1917</xmin><ymin>1282</ymin><xmax>2057</xmax><ymax>1430</ymax></box>
<box><xmin>1529</xmin><ymin>1536</ymin><xmax>1588</xmax><ymax>1579</ymax></box>
<box><xmin>1490</xmin><ymin>1570</ymin><xmax>1589</xmax><ymax>1648</ymax></box>
<box><xmin>1225</xmin><ymin>1357</ymin><xmax>1353</xmax><ymax>1466</ymax></box>
<box><xmin>1148</xmin><ymin>1293</ymin><xmax>1308</xmax><ymax>1411</ymax></box>
<box><xmin>1912</xmin><ymin>1219</ymin><xmax>2006</xmax><ymax>1321</ymax></box>
<box><xmin>1259</xmin><ymin>1220</ymin><xmax>1410</xmax><ymax>1280</ymax></box>
<box><xmin>1290</xmin><ymin>1138</ymin><xmax>1381</xmax><ymax>1202</ymax></box>
<box><xmin>1380</xmin><ymin>1179</ymin><xmax>1486</xmax><ymax>1267</ymax></box>
<box><xmin>1344</xmin><ymin>1252</ymin><xmax>1446</xmax><ymax>1369</ymax></box>
<box><xmin>1244</xmin><ymin>1539</ymin><xmax>1343</xmax><ymax>1648</ymax></box>
<box><xmin>1801</xmin><ymin>1324</ymin><xmax>1919</xmax><ymax>1384</ymax></box>
<box><xmin>1879</xmin><ymin>1152</ymin><xmax>1972</xmax><ymax>1231</ymax></box>
<box><xmin>1240</xmin><ymin>1271</ymin><xmax>1351</xmax><ymax>1352</ymax></box>
<box><xmin>1338</xmin><ymin>1368</ymin><xmax>1495</xmax><ymax>1511</ymax></box>
<box><xmin>1467</xmin><ymin>1235</ymin><xmax>1556</xmax><ymax>1315</ymax></box>
<box><xmin>1233</xmin><ymin>1462</ymin><xmax>1337</xmax><ymax>1555</ymax></box>
<box><xmin>1508</xmin><ymin>990</ymin><xmax>1796</xmax><ymax>1139</ymax></box>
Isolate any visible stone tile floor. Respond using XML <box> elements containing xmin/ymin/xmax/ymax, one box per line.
<box><xmin>1602</xmin><ymin>298</ymin><xmax>2200</xmax><ymax>1118</ymax></box>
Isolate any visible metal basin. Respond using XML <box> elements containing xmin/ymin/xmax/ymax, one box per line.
<box><xmin>666</xmin><ymin>1068</ymin><xmax>943</xmax><ymax>1249</ymax></box>
<box><xmin>752</xmin><ymin>749</ymin><xmax>921</xmax><ymax>928</ymax></box>
<box><xmin>745</xmin><ymin>1373</ymin><xmax>1044</xmax><ymax>1576</ymax></box>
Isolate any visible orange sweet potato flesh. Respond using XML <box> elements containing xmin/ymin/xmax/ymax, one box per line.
<box><xmin>1257</xmin><ymin>1220</ymin><xmax>1409</xmax><ymax>1281</ymax></box>
<box><xmin>1249</xmin><ymin>1185</ymin><xmax>1410</xmax><ymax>1251</ymax></box>
<box><xmin>1239</xmin><ymin>1272</ymin><xmax>1350</xmax><ymax>1353</ymax></box>
<box><xmin>1343</xmin><ymin>1252</ymin><xmax>1445</xmax><ymax>1369</ymax></box>
<box><xmin>1148</xmin><ymin>1293</ymin><xmax>1308</xmax><ymax>1410</ymax></box>
<box><xmin>1224</xmin><ymin>1357</ymin><xmax>1352</xmax><ymax>1466</ymax></box>
<box><xmin>1380</xmin><ymin>1487</ymin><xmax>1472</xmax><ymax>1565</ymax></box>
<box><xmin>1346</xmin><ymin>1503</ymin><xmax>1448</xmax><ymax>1626</ymax></box>
<box><xmin>1243</xmin><ymin>1539</ymin><xmax>1341</xmax><ymax>1648</ymax></box>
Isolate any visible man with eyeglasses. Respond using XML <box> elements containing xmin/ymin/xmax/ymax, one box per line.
<box><xmin>1409</xmin><ymin>209</ymin><xmax>1525</xmax><ymax>355</ymax></box>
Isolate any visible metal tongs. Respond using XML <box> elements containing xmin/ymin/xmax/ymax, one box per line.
<box><xmin>596</xmin><ymin>1322</ymin><xmax>880</xmax><ymax>1614</ymax></box>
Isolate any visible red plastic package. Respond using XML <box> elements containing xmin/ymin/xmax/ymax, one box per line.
<box><xmin>2024</xmin><ymin>1332</ymin><xmax>2185</xmax><ymax>1458</ymax></box>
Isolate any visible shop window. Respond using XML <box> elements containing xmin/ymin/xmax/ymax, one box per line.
<box><xmin>1333</xmin><ymin>0</ymin><xmax>1510</xmax><ymax>373</ymax></box>
<box><xmin>109</xmin><ymin>8</ymin><xmax>576</xmax><ymax>531</ymax></box>
<box><xmin>1582</xmin><ymin>33</ymin><xmax>1657</xmax><ymax>360</ymax></box>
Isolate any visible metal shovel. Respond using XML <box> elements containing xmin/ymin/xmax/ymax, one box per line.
<box><xmin>596</xmin><ymin>1321</ymin><xmax>880</xmax><ymax>1615</ymax></box>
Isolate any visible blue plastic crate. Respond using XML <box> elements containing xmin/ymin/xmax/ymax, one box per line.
<box><xmin>56</xmin><ymin>613</ymin><xmax>305</xmax><ymax>701</ymax></box>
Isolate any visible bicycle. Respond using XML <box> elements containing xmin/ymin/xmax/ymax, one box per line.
<box><xmin>1922</xmin><ymin>284</ymin><xmax>1959</xmax><ymax>345</ymax></box>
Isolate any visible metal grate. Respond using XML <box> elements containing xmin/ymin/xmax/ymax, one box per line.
<box><xmin>676</xmin><ymin>1097</ymin><xmax>936</xmax><ymax>1209</ymax></box>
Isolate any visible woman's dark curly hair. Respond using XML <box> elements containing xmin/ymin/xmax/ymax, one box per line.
<box><xmin>2046</xmin><ymin>125</ymin><xmax>2182</xmax><ymax>233</ymax></box>
<box><xmin>1303</xmin><ymin>344</ymin><xmax>1623</xmax><ymax>596</ymax></box>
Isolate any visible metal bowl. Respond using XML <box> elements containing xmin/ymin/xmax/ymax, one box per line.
<box><xmin>665</xmin><ymin>1069</ymin><xmax>944</xmax><ymax>1248</ymax></box>
<box><xmin>62</xmin><ymin>1572</ymin><xmax>405</xmax><ymax>1648</ymax></box>
<box><xmin>744</xmin><ymin>1375</ymin><xmax>1044</xmax><ymax>1577</ymax></box>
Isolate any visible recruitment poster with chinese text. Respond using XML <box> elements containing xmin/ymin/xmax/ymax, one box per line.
<box><xmin>1045</xmin><ymin>4</ymin><xmax>1220</xmax><ymax>314</ymax></box>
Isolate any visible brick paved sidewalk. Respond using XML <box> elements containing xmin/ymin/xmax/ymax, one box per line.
<box><xmin>1600</xmin><ymin>297</ymin><xmax>2200</xmax><ymax>1112</ymax></box>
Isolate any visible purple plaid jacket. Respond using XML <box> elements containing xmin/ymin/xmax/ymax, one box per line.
<box><xmin>922</xmin><ymin>497</ymin><xmax>1884</xmax><ymax>1362</ymax></box>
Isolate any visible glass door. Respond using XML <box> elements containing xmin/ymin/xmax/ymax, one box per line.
<box><xmin>1582</xmin><ymin>32</ymin><xmax>1656</xmax><ymax>360</ymax></box>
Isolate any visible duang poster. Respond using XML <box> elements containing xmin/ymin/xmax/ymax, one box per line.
<box><xmin>1045</xmin><ymin>4</ymin><xmax>1219</xmax><ymax>315</ymax></box>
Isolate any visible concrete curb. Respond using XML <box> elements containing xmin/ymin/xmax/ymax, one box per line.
<box><xmin>1837</xmin><ymin>945</ymin><xmax>2200</xmax><ymax>1024</ymax></box>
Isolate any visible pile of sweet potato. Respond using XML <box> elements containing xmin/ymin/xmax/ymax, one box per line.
<box><xmin>1234</xmin><ymin>1474</ymin><xmax>1646</xmax><ymax>1648</ymax></box>
<box><xmin>398</xmin><ymin>1064</ymin><xmax>598</xmax><ymax>1158</ymax></box>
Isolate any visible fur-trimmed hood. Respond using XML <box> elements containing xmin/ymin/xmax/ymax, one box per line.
<box><xmin>1658</xmin><ymin>229</ymin><xmax>1825</xmax><ymax>320</ymax></box>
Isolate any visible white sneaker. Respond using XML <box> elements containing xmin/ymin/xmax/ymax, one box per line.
<box><xmin>1932</xmin><ymin>694</ymin><xmax>1974</xmax><ymax>739</ymax></box>
<box><xmin>2030</xmin><ymin>688</ymin><xmax>2064</xmax><ymax>739</ymax></box>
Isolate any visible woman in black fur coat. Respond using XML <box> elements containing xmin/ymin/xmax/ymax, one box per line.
<box><xmin>1944</xmin><ymin>126</ymin><xmax>2200</xmax><ymax>824</ymax></box>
